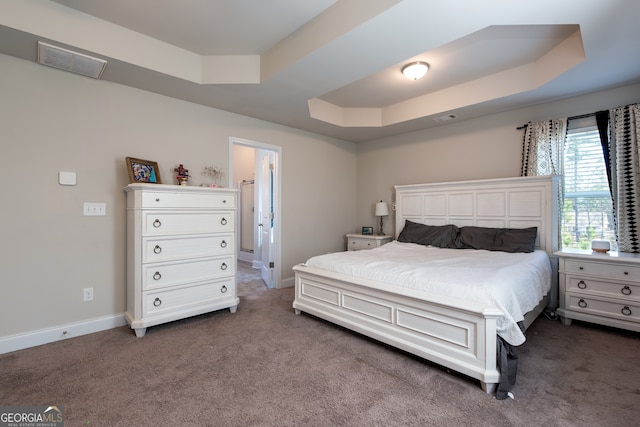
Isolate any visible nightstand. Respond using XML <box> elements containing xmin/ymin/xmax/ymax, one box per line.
<box><xmin>346</xmin><ymin>234</ymin><xmax>393</xmax><ymax>251</ymax></box>
<box><xmin>556</xmin><ymin>248</ymin><xmax>640</xmax><ymax>332</ymax></box>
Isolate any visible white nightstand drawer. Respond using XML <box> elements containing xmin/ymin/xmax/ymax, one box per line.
<box><xmin>564</xmin><ymin>259</ymin><xmax>640</xmax><ymax>282</ymax></box>
<box><xmin>143</xmin><ymin>280</ymin><xmax>235</xmax><ymax>318</ymax></box>
<box><xmin>142</xmin><ymin>211</ymin><xmax>235</xmax><ymax>236</ymax></box>
<box><xmin>346</xmin><ymin>234</ymin><xmax>393</xmax><ymax>251</ymax></box>
<box><xmin>566</xmin><ymin>275</ymin><xmax>640</xmax><ymax>303</ymax></box>
<box><xmin>143</xmin><ymin>234</ymin><xmax>234</xmax><ymax>263</ymax></box>
<box><xmin>143</xmin><ymin>256</ymin><xmax>235</xmax><ymax>290</ymax></box>
<box><xmin>565</xmin><ymin>293</ymin><xmax>640</xmax><ymax>324</ymax></box>
<box><xmin>141</xmin><ymin>191</ymin><xmax>236</xmax><ymax>209</ymax></box>
<box><xmin>349</xmin><ymin>238</ymin><xmax>377</xmax><ymax>250</ymax></box>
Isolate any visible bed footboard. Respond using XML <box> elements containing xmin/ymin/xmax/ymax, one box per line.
<box><xmin>293</xmin><ymin>264</ymin><xmax>503</xmax><ymax>393</ymax></box>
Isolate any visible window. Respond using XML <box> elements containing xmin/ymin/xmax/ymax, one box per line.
<box><xmin>562</xmin><ymin>120</ymin><xmax>616</xmax><ymax>250</ymax></box>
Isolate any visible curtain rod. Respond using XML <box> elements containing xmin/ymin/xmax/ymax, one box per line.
<box><xmin>516</xmin><ymin>111</ymin><xmax>600</xmax><ymax>130</ymax></box>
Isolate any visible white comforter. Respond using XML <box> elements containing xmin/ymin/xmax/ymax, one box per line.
<box><xmin>304</xmin><ymin>241</ymin><xmax>551</xmax><ymax>346</ymax></box>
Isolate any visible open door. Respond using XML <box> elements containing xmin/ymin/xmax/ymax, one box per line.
<box><xmin>259</xmin><ymin>150</ymin><xmax>275</xmax><ymax>287</ymax></box>
<box><xmin>230</xmin><ymin>137</ymin><xmax>281</xmax><ymax>289</ymax></box>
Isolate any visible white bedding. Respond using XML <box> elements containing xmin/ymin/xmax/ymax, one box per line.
<box><xmin>304</xmin><ymin>241</ymin><xmax>551</xmax><ymax>346</ymax></box>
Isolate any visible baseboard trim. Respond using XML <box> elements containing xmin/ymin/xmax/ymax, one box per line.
<box><xmin>0</xmin><ymin>313</ymin><xmax>127</xmax><ymax>355</ymax></box>
<box><xmin>280</xmin><ymin>276</ymin><xmax>295</xmax><ymax>288</ymax></box>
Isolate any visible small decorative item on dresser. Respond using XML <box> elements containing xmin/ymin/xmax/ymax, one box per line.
<box><xmin>125</xmin><ymin>157</ymin><xmax>162</xmax><ymax>184</ymax></box>
<box><xmin>591</xmin><ymin>239</ymin><xmax>611</xmax><ymax>253</ymax></box>
<box><xmin>202</xmin><ymin>165</ymin><xmax>225</xmax><ymax>187</ymax></box>
<box><xmin>362</xmin><ymin>226</ymin><xmax>373</xmax><ymax>235</ymax></box>
<box><xmin>174</xmin><ymin>164</ymin><xmax>189</xmax><ymax>185</ymax></box>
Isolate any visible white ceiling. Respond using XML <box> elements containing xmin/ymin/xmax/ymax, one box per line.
<box><xmin>1</xmin><ymin>0</ymin><xmax>639</xmax><ymax>142</ymax></box>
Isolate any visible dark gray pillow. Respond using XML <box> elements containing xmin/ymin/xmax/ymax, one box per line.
<box><xmin>397</xmin><ymin>220</ymin><xmax>459</xmax><ymax>248</ymax></box>
<box><xmin>455</xmin><ymin>226</ymin><xmax>538</xmax><ymax>253</ymax></box>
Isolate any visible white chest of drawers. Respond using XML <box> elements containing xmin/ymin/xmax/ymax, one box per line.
<box><xmin>556</xmin><ymin>249</ymin><xmax>640</xmax><ymax>332</ymax></box>
<box><xmin>346</xmin><ymin>234</ymin><xmax>393</xmax><ymax>251</ymax></box>
<box><xmin>124</xmin><ymin>184</ymin><xmax>239</xmax><ymax>337</ymax></box>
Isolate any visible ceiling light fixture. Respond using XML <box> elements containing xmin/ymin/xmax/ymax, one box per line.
<box><xmin>401</xmin><ymin>61</ymin><xmax>429</xmax><ymax>80</ymax></box>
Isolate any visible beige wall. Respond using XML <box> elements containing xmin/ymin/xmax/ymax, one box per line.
<box><xmin>0</xmin><ymin>53</ymin><xmax>357</xmax><ymax>338</ymax></box>
<box><xmin>357</xmin><ymin>84</ymin><xmax>640</xmax><ymax>234</ymax></box>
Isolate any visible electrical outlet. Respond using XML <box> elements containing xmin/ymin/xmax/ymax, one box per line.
<box><xmin>83</xmin><ymin>287</ymin><xmax>94</xmax><ymax>301</ymax></box>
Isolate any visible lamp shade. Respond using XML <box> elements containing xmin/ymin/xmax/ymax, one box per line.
<box><xmin>375</xmin><ymin>201</ymin><xmax>389</xmax><ymax>217</ymax></box>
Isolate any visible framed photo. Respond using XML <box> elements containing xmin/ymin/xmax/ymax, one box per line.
<box><xmin>362</xmin><ymin>226</ymin><xmax>373</xmax><ymax>235</ymax></box>
<box><xmin>125</xmin><ymin>157</ymin><xmax>162</xmax><ymax>184</ymax></box>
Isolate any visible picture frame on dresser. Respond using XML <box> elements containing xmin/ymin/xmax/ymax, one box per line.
<box><xmin>125</xmin><ymin>157</ymin><xmax>162</xmax><ymax>184</ymax></box>
<box><xmin>361</xmin><ymin>226</ymin><xmax>373</xmax><ymax>235</ymax></box>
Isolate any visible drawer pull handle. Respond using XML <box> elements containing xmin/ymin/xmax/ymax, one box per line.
<box><xmin>624</xmin><ymin>271</ymin><xmax>629</xmax><ymax>275</ymax></box>
<box><xmin>621</xmin><ymin>286</ymin><xmax>632</xmax><ymax>296</ymax></box>
<box><xmin>153</xmin><ymin>245</ymin><xmax>162</xmax><ymax>254</ymax></box>
<box><xmin>153</xmin><ymin>297</ymin><xmax>162</xmax><ymax>307</ymax></box>
<box><xmin>220</xmin><ymin>240</ymin><xmax>227</xmax><ymax>248</ymax></box>
<box><xmin>220</xmin><ymin>217</ymin><xmax>228</xmax><ymax>225</ymax></box>
<box><xmin>578</xmin><ymin>299</ymin><xmax>587</xmax><ymax>308</ymax></box>
<box><xmin>577</xmin><ymin>280</ymin><xmax>587</xmax><ymax>289</ymax></box>
<box><xmin>221</xmin><ymin>262</ymin><xmax>228</xmax><ymax>271</ymax></box>
<box><xmin>579</xmin><ymin>266</ymin><xmax>584</xmax><ymax>270</ymax></box>
<box><xmin>153</xmin><ymin>271</ymin><xmax>162</xmax><ymax>281</ymax></box>
<box><xmin>153</xmin><ymin>219</ymin><xmax>162</xmax><ymax>228</ymax></box>
<box><xmin>621</xmin><ymin>306</ymin><xmax>632</xmax><ymax>316</ymax></box>
<box><xmin>223</xmin><ymin>199</ymin><xmax>227</xmax><ymax>204</ymax></box>
<box><xmin>155</xmin><ymin>198</ymin><xmax>160</xmax><ymax>202</ymax></box>
<box><xmin>221</xmin><ymin>285</ymin><xmax>227</xmax><ymax>293</ymax></box>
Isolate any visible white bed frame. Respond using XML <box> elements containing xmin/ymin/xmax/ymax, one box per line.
<box><xmin>292</xmin><ymin>175</ymin><xmax>560</xmax><ymax>393</ymax></box>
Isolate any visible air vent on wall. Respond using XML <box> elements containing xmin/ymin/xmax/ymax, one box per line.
<box><xmin>37</xmin><ymin>42</ymin><xmax>107</xmax><ymax>79</ymax></box>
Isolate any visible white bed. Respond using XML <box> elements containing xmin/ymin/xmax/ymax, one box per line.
<box><xmin>292</xmin><ymin>175</ymin><xmax>560</xmax><ymax>394</ymax></box>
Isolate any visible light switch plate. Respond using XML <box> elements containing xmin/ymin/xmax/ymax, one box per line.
<box><xmin>84</xmin><ymin>202</ymin><xmax>106</xmax><ymax>216</ymax></box>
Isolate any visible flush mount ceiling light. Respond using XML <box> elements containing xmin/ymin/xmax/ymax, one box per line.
<box><xmin>401</xmin><ymin>61</ymin><xmax>429</xmax><ymax>80</ymax></box>
<box><xmin>37</xmin><ymin>41</ymin><xmax>107</xmax><ymax>79</ymax></box>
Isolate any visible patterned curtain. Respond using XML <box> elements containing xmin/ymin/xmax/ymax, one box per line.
<box><xmin>521</xmin><ymin>119</ymin><xmax>567</xmax><ymax>176</ymax></box>
<box><xmin>521</xmin><ymin>119</ymin><xmax>567</xmax><ymax>248</ymax></box>
<box><xmin>609</xmin><ymin>103</ymin><xmax>640</xmax><ymax>252</ymax></box>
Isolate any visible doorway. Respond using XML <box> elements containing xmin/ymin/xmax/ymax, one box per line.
<box><xmin>230</xmin><ymin>137</ymin><xmax>282</xmax><ymax>289</ymax></box>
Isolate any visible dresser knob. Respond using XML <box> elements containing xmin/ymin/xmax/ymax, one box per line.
<box><xmin>624</xmin><ymin>271</ymin><xmax>629</xmax><ymax>275</ymax></box>
<box><xmin>221</xmin><ymin>218</ymin><xmax>227</xmax><ymax>225</ymax></box>
<box><xmin>155</xmin><ymin>198</ymin><xmax>160</xmax><ymax>202</ymax></box>
<box><xmin>223</xmin><ymin>199</ymin><xmax>227</xmax><ymax>203</ymax></box>
<box><xmin>153</xmin><ymin>245</ymin><xmax>162</xmax><ymax>254</ymax></box>
<box><xmin>221</xmin><ymin>285</ymin><xmax>227</xmax><ymax>293</ymax></box>
<box><xmin>621</xmin><ymin>306</ymin><xmax>632</xmax><ymax>316</ymax></box>
<box><xmin>153</xmin><ymin>297</ymin><xmax>162</xmax><ymax>307</ymax></box>
<box><xmin>577</xmin><ymin>280</ymin><xmax>587</xmax><ymax>289</ymax></box>
<box><xmin>578</xmin><ymin>299</ymin><xmax>587</xmax><ymax>308</ymax></box>
<box><xmin>579</xmin><ymin>266</ymin><xmax>584</xmax><ymax>270</ymax></box>
<box><xmin>221</xmin><ymin>262</ymin><xmax>228</xmax><ymax>271</ymax></box>
<box><xmin>621</xmin><ymin>286</ymin><xmax>632</xmax><ymax>296</ymax></box>
<box><xmin>153</xmin><ymin>219</ymin><xmax>162</xmax><ymax>228</ymax></box>
<box><xmin>153</xmin><ymin>271</ymin><xmax>162</xmax><ymax>281</ymax></box>
<box><xmin>220</xmin><ymin>240</ymin><xmax>227</xmax><ymax>248</ymax></box>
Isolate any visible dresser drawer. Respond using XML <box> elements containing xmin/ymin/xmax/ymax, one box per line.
<box><xmin>565</xmin><ymin>275</ymin><xmax>640</xmax><ymax>303</ymax></box>
<box><xmin>565</xmin><ymin>293</ymin><xmax>640</xmax><ymax>323</ymax></box>
<box><xmin>564</xmin><ymin>259</ymin><xmax>640</xmax><ymax>282</ymax></box>
<box><xmin>143</xmin><ymin>256</ymin><xmax>235</xmax><ymax>290</ymax></box>
<box><xmin>143</xmin><ymin>280</ymin><xmax>235</xmax><ymax>318</ymax></box>
<box><xmin>141</xmin><ymin>191</ymin><xmax>236</xmax><ymax>209</ymax></box>
<box><xmin>143</xmin><ymin>234</ymin><xmax>234</xmax><ymax>263</ymax></box>
<box><xmin>142</xmin><ymin>211</ymin><xmax>235</xmax><ymax>236</ymax></box>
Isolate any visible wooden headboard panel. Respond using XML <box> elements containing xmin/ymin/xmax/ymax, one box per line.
<box><xmin>394</xmin><ymin>175</ymin><xmax>560</xmax><ymax>256</ymax></box>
